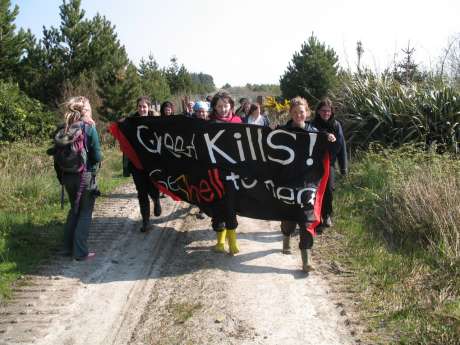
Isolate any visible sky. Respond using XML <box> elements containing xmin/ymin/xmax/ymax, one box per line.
<box><xmin>11</xmin><ymin>0</ymin><xmax>460</xmax><ymax>88</ymax></box>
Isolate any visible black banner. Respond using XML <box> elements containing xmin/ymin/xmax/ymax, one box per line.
<box><xmin>109</xmin><ymin>116</ymin><xmax>330</xmax><ymax>226</ymax></box>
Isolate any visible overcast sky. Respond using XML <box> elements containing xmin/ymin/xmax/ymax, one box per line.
<box><xmin>11</xmin><ymin>0</ymin><xmax>460</xmax><ymax>87</ymax></box>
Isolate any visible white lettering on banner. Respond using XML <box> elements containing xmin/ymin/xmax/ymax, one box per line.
<box><xmin>150</xmin><ymin>168</ymin><xmax>317</xmax><ymax>208</ymax></box>
<box><xmin>234</xmin><ymin>132</ymin><xmax>245</xmax><ymax>161</ymax></box>
<box><xmin>225</xmin><ymin>171</ymin><xmax>241</xmax><ymax>190</ymax></box>
<box><xmin>265</xmin><ymin>179</ymin><xmax>317</xmax><ymax>208</ymax></box>
<box><xmin>257</xmin><ymin>128</ymin><xmax>267</xmax><ymax>162</ymax></box>
<box><xmin>246</xmin><ymin>127</ymin><xmax>257</xmax><ymax>160</ymax></box>
<box><xmin>137</xmin><ymin>125</ymin><xmax>161</xmax><ymax>153</ymax></box>
<box><xmin>241</xmin><ymin>177</ymin><xmax>257</xmax><ymax>189</ymax></box>
<box><xmin>139</xmin><ymin>124</ymin><xmax>319</xmax><ymax>170</ymax></box>
<box><xmin>138</xmin><ymin>126</ymin><xmax>197</xmax><ymax>159</ymax></box>
<box><xmin>266</xmin><ymin>129</ymin><xmax>295</xmax><ymax>165</ymax></box>
<box><xmin>306</xmin><ymin>133</ymin><xmax>317</xmax><ymax>166</ymax></box>
<box><xmin>204</xmin><ymin>128</ymin><xmax>300</xmax><ymax>166</ymax></box>
<box><xmin>204</xmin><ymin>130</ymin><xmax>237</xmax><ymax>164</ymax></box>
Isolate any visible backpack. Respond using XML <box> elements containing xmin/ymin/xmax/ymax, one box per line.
<box><xmin>53</xmin><ymin>121</ymin><xmax>88</xmax><ymax>174</ymax></box>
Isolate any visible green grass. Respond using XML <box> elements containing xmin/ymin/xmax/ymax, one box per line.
<box><xmin>328</xmin><ymin>146</ymin><xmax>460</xmax><ymax>344</ymax></box>
<box><xmin>0</xmin><ymin>141</ymin><xmax>128</xmax><ymax>302</ymax></box>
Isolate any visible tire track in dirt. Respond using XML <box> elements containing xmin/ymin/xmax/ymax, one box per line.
<box><xmin>0</xmin><ymin>183</ymin><xmax>189</xmax><ymax>345</ymax></box>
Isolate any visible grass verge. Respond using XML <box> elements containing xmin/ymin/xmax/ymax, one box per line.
<box><xmin>322</xmin><ymin>146</ymin><xmax>459</xmax><ymax>345</ymax></box>
<box><xmin>0</xmin><ymin>141</ymin><xmax>128</xmax><ymax>302</ymax></box>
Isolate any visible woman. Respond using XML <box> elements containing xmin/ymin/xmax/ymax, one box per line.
<box><xmin>209</xmin><ymin>91</ymin><xmax>242</xmax><ymax>255</ymax></box>
<box><xmin>125</xmin><ymin>96</ymin><xmax>162</xmax><ymax>232</ymax></box>
<box><xmin>160</xmin><ymin>101</ymin><xmax>174</xmax><ymax>117</ymax></box>
<box><xmin>279</xmin><ymin>97</ymin><xmax>338</xmax><ymax>272</ymax></box>
<box><xmin>243</xmin><ymin>103</ymin><xmax>270</xmax><ymax>126</ymax></box>
<box><xmin>60</xmin><ymin>96</ymin><xmax>101</xmax><ymax>261</ymax></box>
<box><xmin>312</xmin><ymin>98</ymin><xmax>347</xmax><ymax>229</ymax></box>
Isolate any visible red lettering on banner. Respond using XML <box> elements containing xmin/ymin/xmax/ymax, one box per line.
<box><xmin>208</xmin><ymin>169</ymin><xmax>223</xmax><ymax>199</ymax></box>
<box><xmin>166</xmin><ymin>169</ymin><xmax>224</xmax><ymax>204</ymax></box>
<box><xmin>199</xmin><ymin>179</ymin><xmax>214</xmax><ymax>202</ymax></box>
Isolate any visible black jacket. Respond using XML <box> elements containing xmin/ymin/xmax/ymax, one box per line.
<box><xmin>311</xmin><ymin>115</ymin><xmax>347</xmax><ymax>175</ymax></box>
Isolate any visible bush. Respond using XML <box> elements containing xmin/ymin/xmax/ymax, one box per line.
<box><xmin>338</xmin><ymin>73</ymin><xmax>460</xmax><ymax>152</ymax></box>
<box><xmin>334</xmin><ymin>146</ymin><xmax>460</xmax><ymax>344</ymax></box>
<box><xmin>0</xmin><ymin>80</ymin><xmax>56</xmax><ymax>142</ymax></box>
<box><xmin>350</xmin><ymin>145</ymin><xmax>460</xmax><ymax>262</ymax></box>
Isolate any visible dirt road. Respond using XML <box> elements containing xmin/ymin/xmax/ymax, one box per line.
<box><xmin>0</xmin><ymin>183</ymin><xmax>356</xmax><ymax>345</ymax></box>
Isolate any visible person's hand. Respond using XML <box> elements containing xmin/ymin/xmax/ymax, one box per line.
<box><xmin>118</xmin><ymin>117</ymin><xmax>126</xmax><ymax>123</ymax></box>
<box><xmin>327</xmin><ymin>133</ymin><xmax>336</xmax><ymax>142</ymax></box>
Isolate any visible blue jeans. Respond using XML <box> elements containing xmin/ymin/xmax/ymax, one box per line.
<box><xmin>62</xmin><ymin>172</ymin><xmax>96</xmax><ymax>258</ymax></box>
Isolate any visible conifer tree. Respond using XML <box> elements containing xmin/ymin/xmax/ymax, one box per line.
<box><xmin>139</xmin><ymin>54</ymin><xmax>171</xmax><ymax>103</ymax></box>
<box><xmin>165</xmin><ymin>56</ymin><xmax>193</xmax><ymax>94</ymax></box>
<box><xmin>280</xmin><ymin>34</ymin><xmax>339</xmax><ymax>105</ymax></box>
<box><xmin>0</xmin><ymin>0</ymin><xmax>28</xmax><ymax>80</ymax></box>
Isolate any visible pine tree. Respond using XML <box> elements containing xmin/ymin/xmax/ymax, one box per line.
<box><xmin>392</xmin><ymin>42</ymin><xmax>425</xmax><ymax>85</ymax></box>
<box><xmin>0</xmin><ymin>0</ymin><xmax>28</xmax><ymax>80</ymax></box>
<box><xmin>280</xmin><ymin>34</ymin><xmax>339</xmax><ymax>105</ymax></box>
<box><xmin>165</xmin><ymin>56</ymin><xmax>193</xmax><ymax>94</ymax></box>
<box><xmin>138</xmin><ymin>54</ymin><xmax>171</xmax><ymax>103</ymax></box>
<box><xmin>190</xmin><ymin>72</ymin><xmax>215</xmax><ymax>94</ymax></box>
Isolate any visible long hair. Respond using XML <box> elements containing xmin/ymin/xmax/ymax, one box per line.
<box><xmin>314</xmin><ymin>97</ymin><xmax>335</xmax><ymax>119</ymax></box>
<box><xmin>63</xmin><ymin>96</ymin><xmax>94</xmax><ymax>131</ymax></box>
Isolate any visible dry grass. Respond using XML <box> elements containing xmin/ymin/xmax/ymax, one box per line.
<box><xmin>326</xmin><ymin>146</ymin><xmax>460</xmax><ymax>344</ymax></box>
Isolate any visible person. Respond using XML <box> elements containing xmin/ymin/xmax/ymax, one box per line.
<box><xmin>243</xmin><ymin>103</ymin><xmax>270</xmax><ymax>126</ymax></box>
<box><xmin>208</xmin><ymin>91</ymin><xmax>242</xmax><ymax>255</ymax></box>
<box><xmin>235</xmin><ymin>97</ymin><xmax>250</xmax><ymax>118</ymax></box>
<box><xmin>58</xmin><ymin>96</ymin><xmax>102</xmax><ymax>261</ymax></box>
<box><xmin>312</xmin><ymin>97</ymin><xmax>347</xmax><ymax>229</ymax></box>
<box><xmin>124</xmin><ymin>96</ymin><xmax>162</xmax><ymax>232</ymax></box>
<box><xmin>279</xmin><ymin>96</ymin><xmax>337</xmax><ymax>272</ymax></box>
<box><xmin>160</xmin><ymin>101</ymin><xmax>174</xmax><ymax>117</ymax></box>
<box><xmin>183</xmin><ymin>100</ymin><xmax>195</xmax><ymax>117</ymax></box>
<box><xmin>256</xmin><ymin>95</ymin><xmax>268</xmax><ymax>116</ymax></box>
<box><xmin>192</xmin><ymin>100</ymin><xmax>210</xmax><ymax>120</ymax></box>
<box><xmin>192</xmin><ymin>101</ymin><xmax>210</xmax><ymax>219</ymax></box>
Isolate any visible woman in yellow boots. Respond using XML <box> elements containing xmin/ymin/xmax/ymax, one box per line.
<box><xmin>208</xmin><ymin>91</ymin><xmax>242</xmax><ymax>255</ymax></box>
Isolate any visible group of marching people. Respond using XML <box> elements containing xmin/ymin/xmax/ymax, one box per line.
<box><xmin>55</xmin><ymin>91</ymin><xmax>347</xmax><ymax>272</ymax></box>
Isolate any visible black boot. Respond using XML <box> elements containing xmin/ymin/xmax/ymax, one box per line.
<box><xmin>140</xmin><ymin>219</ymin><xmax>150</xmax><ymax>232</ymax></box>
<box><xmin>153</xmin><ymin>199</ymin><xmax>162</xmax><ymax>217</ymax></box>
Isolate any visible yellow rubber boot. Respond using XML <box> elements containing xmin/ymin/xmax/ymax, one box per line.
<box><xmin>226</xmin><ymin>229</ymin><xmax>240</xmax><ymax>255</ymax></box>
<box><xmin>214</xmin><ymin>229</ymin><xmax>227</xmax><ymax>253</ymax></box>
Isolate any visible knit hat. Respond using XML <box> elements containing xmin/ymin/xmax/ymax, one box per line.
<box><xmin>193</xmin><ymin>101</ymin><xmax>209</xmax><ymax>112</ymax></box>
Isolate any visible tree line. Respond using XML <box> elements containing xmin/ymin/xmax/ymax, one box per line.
<box><xmin>0</xmin><ymin>0</ymin><xmax>215</xmax><ymax>136</ymax></box>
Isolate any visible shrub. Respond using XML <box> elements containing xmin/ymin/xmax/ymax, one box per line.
<box><xmin>338</xmin><ymin>73</ymin><xmax>460</xmax><ymax>153</ymax></box>
<box><xmin>0</xmin><ymin>80</ymin><xmax>56</xmax><ymax>142</ymax></box>
<box><xmin>350</xmin><ymin>145</ymin><xmax>460</xmax><ymax>262</ymax></box>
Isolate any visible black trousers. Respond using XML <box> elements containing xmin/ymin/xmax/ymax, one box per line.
<box><xmin>322</xmin><ymin>168</ymin><xmax>335</xmax><ymax>218</ymax></box>
<box><xmin>132</xmin><ymin>168</ymin><xmax>160</xmax><ymax>223</ymax></box>
<box><xmin>280</xmin><ymin>209</ymin><xmax>315</xmax><ymax>250</ymax></box>
<box><xmin>210</xmin><ymin>191</ymin><xmax>238</xmax><ymax>232</ymax></box>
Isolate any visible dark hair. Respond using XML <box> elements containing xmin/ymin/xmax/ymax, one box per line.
<box><xmin>137</xmin><ymin>96</ymin><xmax>152</xmax><ymax>107</ymax></box>
<box><xmin>210</xmin><ymin>91</ymin><xmax>235</xmax><ymax>115</ymax></box>
<box><xmin>315</xmin><ymin>97</ymin><xmax>334</xmax><ymax>118</ymax></box>
<box><xmin>248</xmin><ymin>103</ymin><xmax>260</xmax><ymax>116</ymax></box>
<box><xmin>239</xmin><ymin>97</ymin><xmax>249</xmax><ymax>104</ymax></box>
<box><xmin>160</xmin><ymin>101</ymin><xmax>174</xmax><ymax>117</ymax></box>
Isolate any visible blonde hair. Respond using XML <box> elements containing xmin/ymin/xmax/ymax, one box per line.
<box><xmin>289</xmin><ymin>96</ymin><xmax>310</xmax><ymax>112</ymax></box>
<box><xmin>63</xmin><ymin>96</ymin><xmax>94</xmax><ymax>130</ymax></box>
